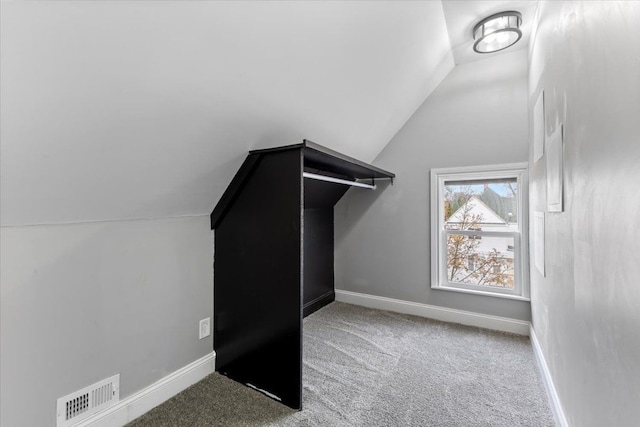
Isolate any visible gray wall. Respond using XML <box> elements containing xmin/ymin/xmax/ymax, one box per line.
<box><xmin>528</xmin><ymin>2</ymin><xmax>640</xmax><ymax>425</ymax></box>
<box><xmin>335</xmin><ymin>49</ymin><xmax>531</xmax><ymax>321</ymax></box>
<box><xmin>0</xmin><ymin>216</ymin><xmax>214</xmax><ymax>427</ymax></box>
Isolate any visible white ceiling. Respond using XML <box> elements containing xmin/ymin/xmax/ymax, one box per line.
<box><xmin>1</xmin><ymin>1</ymin><xmax>535</xmax><ymax>227</ymax></box>
<box><xmin>442</xmin><ymin>0</ymin><xmax>538</xmax><ymax>65</ymax></box>
<box><xmin>1</xmin><ymin>1</ymin><xmax>454</xmax><ymax>226</ymax></box>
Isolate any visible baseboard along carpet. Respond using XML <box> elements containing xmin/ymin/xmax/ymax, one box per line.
<box><xmin>127</xmin><ymin>302</ymin><xmax>553</xmax><ymax>426</ymax></box>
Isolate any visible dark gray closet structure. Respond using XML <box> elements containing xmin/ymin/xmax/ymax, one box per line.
<box><xmin>210</xmin><ymin>140</ymin><xmax>394</xmax><ymax>409</ymax></box>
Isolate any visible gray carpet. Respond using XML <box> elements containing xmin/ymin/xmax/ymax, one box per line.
<box><xmin>127</xmin><ymin>302</ymin><xmax>553</xmax><ymax>426</ymax></box>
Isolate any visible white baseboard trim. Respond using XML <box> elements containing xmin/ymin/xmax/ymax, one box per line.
<box><xmin>530</xmin><ymin>325</ymin><xmax>569</xmax><ymax>427</ymax></box>
<box><xmin>74</xmin><ymin>351</ymin><xmax>215</xmax><ymax>427</ymax></box>
<box><xmin>334</xmin><ymin>289</ymin><xmax>530</xmax><ymax>335</ymax></box>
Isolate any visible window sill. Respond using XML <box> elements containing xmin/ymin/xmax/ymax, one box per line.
<box><xmin>430</xmin><ymin>284</ymin><xmax>531</xmax><ymax>302</ymax></box>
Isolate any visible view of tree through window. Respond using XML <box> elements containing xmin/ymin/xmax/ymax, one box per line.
<box><xmin>444</xmin><ymin>179</ymin><xmax>518</xmax><ymax>289</ymax></box>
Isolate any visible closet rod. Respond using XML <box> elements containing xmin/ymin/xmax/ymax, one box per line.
<box><xmin>302</xmin><ymin>172</ymin><xmax>376</xmax><ymax>190</ymax></box>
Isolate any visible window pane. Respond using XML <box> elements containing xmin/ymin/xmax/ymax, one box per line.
<box><xmin>444</xmin><ymin>178</ymin><xmax>518</xmax><ymax>228</ymax></box>
<box><xmin>446</xmin><ymin>234</ymin><xmax>515</xmax><ymax>289</ymax></box>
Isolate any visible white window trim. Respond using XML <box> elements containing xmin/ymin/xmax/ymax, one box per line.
<box><xmin>430</xmin><ymin>163</ymin><xmax>530</xmax><ymax>301</ymax></box>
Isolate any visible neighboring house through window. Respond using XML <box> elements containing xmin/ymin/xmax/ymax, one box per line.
<box><xmin>430</xmin><ymin>163</ymin><xmax>529</xmax><ymax>300</ymax></box>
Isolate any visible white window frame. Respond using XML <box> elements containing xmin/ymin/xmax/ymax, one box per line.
<box><xmin>430</xmin><ymin>163</ymin><xmax>530</xmax><ymax>301</ymax></box>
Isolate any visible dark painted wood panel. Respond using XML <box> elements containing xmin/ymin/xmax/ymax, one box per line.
<box><xmin>303</xmin><ymin>290</ymin><xmax>335</xmax><ymax>318</ymax></box>
<box><xmin>214</xmin><ymin>149</ymin><xmax>303</xmax><ymax>409</ymax></box>
<box><xmin>303</xmin><ymin>178</ymin><xmax>349</xmax><ymax>209</ymax></box>
<box><xmin>303</xmin><ymin>140</ymin><xmax>395</xmax><ymax>180</ymax></box>
<box><xmin>210</xmin><ymin>154</ymin><xmax>262</xmax><ymax>229</ymax></box>
<box><xmin>303</xmin><ymin>207</ymin><xmax>334</xmax><ymax>316</ymax></box>
<box><xmin>211</xmin><ymin>141</ymin><xmax>395</xmax><ymax>410</ymax></box>
<box><xmin>249</xmin><ymin>140</ymin><xmax>395</xmax><ymax>180</ymax></box>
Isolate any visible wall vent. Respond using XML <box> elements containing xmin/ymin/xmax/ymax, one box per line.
<box><xmin>56</xmin><ymin>374</ymin><xmax>119</xmax><ymax>427</ymax></box>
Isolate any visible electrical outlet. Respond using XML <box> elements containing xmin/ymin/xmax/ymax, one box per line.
<box><xmin>199</xmin><ymin>317</ymin><xmax>211</xmax><ymax>339</ymax></box>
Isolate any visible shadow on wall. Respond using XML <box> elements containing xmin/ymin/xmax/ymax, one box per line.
<box><xmin>334</xmin><ymin>180</ymin><xmax>395</xmax><ymax>245</ymax></box>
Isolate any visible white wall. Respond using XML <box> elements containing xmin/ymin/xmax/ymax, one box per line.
<box><xmin>0</xmin><ymin>0</ymin><xmax>453</xmax><ymax>227</ymax></box>
<box><xmin>0</xmin><ymin>216</ymin><xmax>213</xmax><ymax>427</ymax></box>
<box><xmin>528</xmin><ymin>2</ymin><xmax>640</xmax><ymax>425</ymax></box>
<box><xmin>334</xmin><ymin>49</ymin><xmax>531</xmax><ymax>321</ymax></box>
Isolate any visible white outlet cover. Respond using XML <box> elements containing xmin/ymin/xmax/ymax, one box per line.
<box><xmin>199</xmin><ymin>317</ymin><xmax>211</xmax><ymax>339</ymax></box>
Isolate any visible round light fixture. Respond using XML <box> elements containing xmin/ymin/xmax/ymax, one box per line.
<box><xmin>473</xmin><ymin>11</ymin><xmax>522</xmax><ymax>54</ymax></box>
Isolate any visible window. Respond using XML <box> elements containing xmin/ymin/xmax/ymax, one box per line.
<box><xmin>430</xmin><ymin>163</ymin><xmax>529</xmax><ymax>300</ymax></box>
<box><xmin>467</xmin><ymin>258</ymin><xmax>476</xmax><ymax>271</ymax></box>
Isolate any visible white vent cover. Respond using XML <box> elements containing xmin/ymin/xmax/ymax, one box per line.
<box><xmin>56</xmin><ymin>374</ymin><xmax>119</xmax><ymax>427</ymax></box>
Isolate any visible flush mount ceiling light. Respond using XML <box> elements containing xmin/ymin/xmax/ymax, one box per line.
<box><xmin>473</xmin><ymin>11</ymin><xmax>522</xmax><ymax>54</ymax></box>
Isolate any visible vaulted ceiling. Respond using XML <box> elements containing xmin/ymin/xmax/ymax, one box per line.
<box><xmin>0</xmin><ymin>1</ymin><xmax>533</xmax><ymax>226</ymax></box>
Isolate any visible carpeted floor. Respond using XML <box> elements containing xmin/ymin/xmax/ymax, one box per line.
<box><xmin>127</xmin><ymin>302</ymin><xmax>553</xmax><ymax>426</ymax></box>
